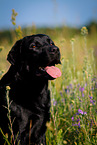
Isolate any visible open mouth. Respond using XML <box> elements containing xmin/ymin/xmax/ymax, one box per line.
<box><xmin>39</xmin><ymin>65</ymin><xmax>61</xmax><ymax>79</ymax></box>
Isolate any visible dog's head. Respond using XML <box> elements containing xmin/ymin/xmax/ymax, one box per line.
<box><xmin>7</xmin><ymin>34</ymin><xmax>61</xmax><ymax>79</ymax></box>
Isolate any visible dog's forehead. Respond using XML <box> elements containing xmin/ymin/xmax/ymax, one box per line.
<box><xmin>24</xmin><ymin>34</ymin><xmax>54</xmax><ymax>47</ymax></box>
<box><xmin>33</xmin><ymin>35</ymin><xmax>53</xmax><ymax>44</ymax></box>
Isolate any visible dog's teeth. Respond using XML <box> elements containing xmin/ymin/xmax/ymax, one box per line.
<box><xmin>39</xmin><ymin>67</ymin><xmax>43</xmax><ymax>70</ymax></box>
<box><xmin>39</xmin><ymin>67</ymin><xmax>45</xmax><ymax>71</ymax></box>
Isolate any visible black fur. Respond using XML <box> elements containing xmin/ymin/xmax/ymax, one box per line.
<box><xmin>0</xmin><ymin>34</ymin><xmax>61</xmax><ymax>145</ymax></box>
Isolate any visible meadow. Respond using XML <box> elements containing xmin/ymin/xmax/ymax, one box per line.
<box><xmin>0</xmin><ymin>10</ymin><xmax>97</xmax><ymax>145</ymax></box>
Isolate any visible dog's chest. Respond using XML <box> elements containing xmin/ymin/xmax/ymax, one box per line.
<box><xmin>9</xmin><ymin>79</ymin><xmax>49</xmax><ymax>108</ymax></box>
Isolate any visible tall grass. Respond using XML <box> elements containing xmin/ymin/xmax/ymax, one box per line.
<box><xmin>0</xmin><ymin>9</ymin><xmax>97</xmax><ymax>144</ymax></box>
<box><xmin>46</xmin><ymin>27</ymin><xmax>97</xmax><ymax>145</ymax></box>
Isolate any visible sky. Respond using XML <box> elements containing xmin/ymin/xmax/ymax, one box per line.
<box><xmin>0</xmin><ymin>0</ymin><xmax>97</xmax><ymax>30</ymax></box>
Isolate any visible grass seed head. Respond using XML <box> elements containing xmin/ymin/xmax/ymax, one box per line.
<box><xmin>81</xmin><ymin>26</ymin><xmax>88</xmax><ymax>36</ymax></box>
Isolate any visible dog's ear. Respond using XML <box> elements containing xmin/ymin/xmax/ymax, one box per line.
<box><xmin>7</xmin><ymin>39</ymin><xmax>23</xmax><ymax>65</ymax></box>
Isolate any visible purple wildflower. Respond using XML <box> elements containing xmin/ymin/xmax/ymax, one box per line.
<box><xmin>65</xmin><ymin>87</ymin><xmax>70</xmax><ymax>93</ymax></box>
<box><xmin>60</xmin><ymin>91</ymin><xmax>63</xmax><ymax>97</ymax></box>
<box><xmin>95</xmin><ymin>82</ymin><xmax>97</xmax><ymax>88</ymax></box>
<box><xmin>92</xmin><ymin>77</ymin><xmax>96</xmax><ymax>82</ymax></box>
<box><xmin>71</xmin><ymin>117</ymin><xmax>74</xmax><ymax>121</ymax></box>
<box><xmin>72</xmin><ymin>123</ymin><xmax>78</xmax><ymax>126</ymax></box>
<box><xmin>69</xmin><ymin>84</ymin><xmax>73</xmax><ymax>89</ymax></box>
<box><xmin>89</xmin><ymin>95</ymin><xmax>93</xmax><ymax>99</ymax></box>
<box><xmin>89</xmin><ymin>95</ymin><xmax>96</xmax><ymax>105</ymax></box>
<box><xmin>79</xmin><ymin>87</ymin><xmax>84</xmax><ymax>92</ymax></box>
<box><xmin>79</xmin><ymin>87</ymin><xmax>85</xmax><ymax>97</ymax></box>
<box><xmin>81</xmin><ymin>87</ymin><xmax>84</xmax><ymax>91</ymax></box>
<box><xmin>78</xmin><ymin>109</ymin><xmax>87</xmax><ymax>115</ymax></box>
<box><xmin>77</xmin><ymin>118</ymin><xmax>80</xmax><ymax>122</ymax></box>
<box><xmin>91</xmin><ymin>87</ymin><xmax>94</xmax><ymax>90</ymax></box>
<box><xmin>78</xmin><ymin>96</ymin><xmax>82</xmax><ymax>102</ymax></box>
<box><xmin>78</xmin><ymin>122</ymin><xmax>81</xmax><ymax>128</ymax></box>
<box><xmin>79</xmin><ymin>87</ymin><xmax>82</xmax><ymax>91</ymax></box>
<box><xmin>84</xmin><ymin>112</ymin><xmax>87</xmax><ymax>115</ymax></box>
<box><xmin>72</xmin><ymin>122</ymin><xmax>81</xmax><ymax>128</ymax></box>
<box><xmin>90</xmin><ymin>99</ymin><xmax>95</xmax><ymax>105</ymax></box>
<box><xmin>52</xmin><ymin>98</ymin><xmax>57</xmax><ymax>106</ymax></box>
<box><xmin>53</xmin><ymin>101</ymin><xmax>57</xmax><ymax>106</ymax></box>
<box><xmin>82</xmin><ymin>93</ymin><xmax>84</xmax><ymax>97</ymax></box>
<box><xmin>76</xmin><ymin>112</ymin><xmax>80</xmax><ymax>115</ymax></box>
<box><xmin>78</xmin><ymin>109</ymin><xmax>83</xmax><ymax>115</ymax></box>
<box><xmin>77</xmin><ymin>83</ymin><xmax>80</xmax><ymax>87</ymax></box>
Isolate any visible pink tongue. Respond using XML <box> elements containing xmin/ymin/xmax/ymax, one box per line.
<box><xmin>44</xmin><ymin>66</ymin><xmax>61</xmax><ymax>78</ymax></box>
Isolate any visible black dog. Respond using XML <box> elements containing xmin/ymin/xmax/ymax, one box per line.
<box><xmin>0</xmin><ymin>34</ymin><xmax>61</xmax><ymax>145</ymax></box>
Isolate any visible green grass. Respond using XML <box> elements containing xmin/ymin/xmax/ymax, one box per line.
<box><xmin>45</xmin><ymin>28</ymin><xmax>97</xmax><ymax>145</ymax></box>
<box><xmin>0</xmin><ymin>24</ymin><xmax>97</xmax><ymax>144</ymax></box>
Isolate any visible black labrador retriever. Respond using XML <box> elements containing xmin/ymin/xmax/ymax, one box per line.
<box><xmin>0</xmin><ymin>34</ymin><xmax>61</xmax><ymax>145</ymax></box>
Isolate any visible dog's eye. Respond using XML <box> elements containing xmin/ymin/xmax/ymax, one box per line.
<box><xmin>29</xmin><ymin>44</ymin><xmax>36</xmax><ymax>50</ymax></box>
<box><xmin>32</xmin><ymin>45</ymin><xmax>36</xmax><ymax>48</ymax></box>
<box><xmin>30</xmin><ymin>43</ymin><xmax>36</xmax><ymax>48</ymax></box>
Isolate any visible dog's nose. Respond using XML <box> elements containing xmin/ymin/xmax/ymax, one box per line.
<box><xmin>50</xmin><ymin>46</ymin><xmax>59</xmax><ymax>53</ymax></box>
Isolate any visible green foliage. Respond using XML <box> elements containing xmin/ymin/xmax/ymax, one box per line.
<box><xmin>11</xmin><ymin>9</ymin><xmax>18</xmax><ymax>26</ymax></box>
<box><xmin>0</xmin><ymin>87</ymin><xmax>20</xmax><ymax>144</ymax></box>
<box><xmin>46</xmin><ymin>27</ymin><xmax>97</xmax><ymax>144</ymax></box>
<box><xmin>81</xmin><ymin>26</ymin><xmax>88</xmax><ymax>36</ymax></box>
<box><xmin>0</xmin><ymin>46</ymin><xmax>4</xmax><ymax>52</ymax></box>
<box><xmin>15</xmin><ymin>26</ymin><xmax>23</xmax><ymax>39</ymax></box>
<box><xmin>11</xmin><ymin>9</ymin><xmax>22</xmax><ymax>39</ymax></box>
